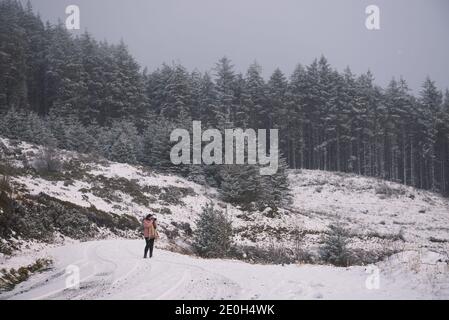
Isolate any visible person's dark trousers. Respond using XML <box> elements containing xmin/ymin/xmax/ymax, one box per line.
<box><xmin>148</xmin><ymin>238</ymin><xmax>155</xmax><ymax>257</ymax></box>
<box><xmin>144</xmin><ymin>237</ymin><xmax>155</xmax><ymax>258</ymax></box>
<box><xmin>144</xmin><ymin>237</ymin><xmax>150</xmax><ymax>258</ymax></box>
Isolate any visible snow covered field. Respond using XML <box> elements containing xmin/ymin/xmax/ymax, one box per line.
<box><xmin>1</xmin><ymin>239</ymin><xmax>448</xmax><ymax>300</ymax></box>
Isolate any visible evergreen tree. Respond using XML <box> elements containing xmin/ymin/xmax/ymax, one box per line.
<box><xmin>159</xmin><ymin>63</ymin><xmax>191</xmax><ymax>120</ymax></box>
<box><xmin>45</xmin><ymin>22</ymin><xmax>87</xmax><ymax>119</ymax></box>
<box><xmin>268</xmin><ymin>68</ymin><xmax>288</xmax><ymax>154</ymax></box>
<box><xmin>439</xmin><ymin>90</ymin><xmax>449</xmax><ymax>194</ymax></box>
<box><xmin>284</xmin><ymin>64</ymin><xmax>306</xmax><ymax>168</ymax></box>
<box><xmin>259</xmin><ymin>157</ymin><xmax>292</xmax><ymax>210</ymax></box>
<box><xmin>191</xmin><ymin>71</ymin><xmax>217</xmax><ymax>127</ymax></box>
<box><xmin>0</xmin><ymin>0</ymin><xmax>28</xmax><ymax>112</ymax></box>
<box><xmin>320</xmin><ymin>224</ymin><xmax>352</xmax><ymax>267</ymax></box>
<box><xmin>108</xmin><ymin>41</ymin><xmax>147</xmax><ymax>124</ymax></box>
<box><xmin>63</xmin><ymin>118</ymin><xmax>97</xmax><ymax>153</ymax></box>
<box><xmin>213</xmin><ymin>57</ymin><xmax>235</xmax><ymax>128</ymax></box>
<box><xmin>193</xmin><ymin>202</ymin><xmax>233</xmax><ymax>258</ymax></box>
<box><xmin>418</xmin><ymin>78</ymin><xmax>443</xmax><ymax>190</ymax></box>
<box><xmin>21</xmin><ymin>1</ymin><xmax>47</xmax><ymax>115</ymax></box>
<box><xmin>141</xmin><ymin>115</ymin><xmax>176</xmax><ymax>170</ymax></box>
<box><xmin>243</xmin><ymin>62</ymin><xmax>266</xmax><ymax>129</ymax></box>
<box><xmin>219</xmin><ymin>164</ymin><xmax>260</xmax><ymax>207</ymax></box>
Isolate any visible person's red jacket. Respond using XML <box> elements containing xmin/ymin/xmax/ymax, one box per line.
<box><xmin>143</xmin><ymin>219</ymin><xmax>152</xmax><ymax>238</ymax></box>
<box><xmin>143</xmin><ymin>219</ymin><xmax>158</xmax><ymax>239</ymax></box>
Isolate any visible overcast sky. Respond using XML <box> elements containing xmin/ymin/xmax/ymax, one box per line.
<box><xmin>29</xmin><ymin>0</ymin><xmax>449</xmax><ymax>92</ymax></box>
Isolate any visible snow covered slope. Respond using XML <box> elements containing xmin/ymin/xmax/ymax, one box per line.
<box><xmin>1</xmin><ymin>239</ymin><xmax>448</xmax><ymax>300</ymax></box>
<box><xmin>289</xmin><ymin>170</ymin><xmax>449</xmax><ymax>254</ymax></box>
<box><xmin>2</xmin><ymin>136</ymin><xmax>448</xmax><ymax>257</ymax></box>
<box><xmin>1</xmin><ymin>137</ymin><xmax>449</xmax><ymax>299</ymax></box>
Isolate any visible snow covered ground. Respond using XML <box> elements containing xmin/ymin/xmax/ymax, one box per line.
<box><xmin>1</xmin><ymin>239</ymin><xmax>448</xmax><ymax>300</ymax></box>
<box><xmin>1</xmin><ymin>136</ymin><xmax>449</xmax><ymax>299</ymax></box>
<box><xmin>3</xmin><ymin>135</ymin><xmax>449</xmax><ymax>256</ymax></box>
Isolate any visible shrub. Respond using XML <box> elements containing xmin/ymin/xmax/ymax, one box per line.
<box><xmin>293</xmin><ymin>231</ymin><xmax>315</xmax><ymax>264</ymax></box>
<box><xmin>0</xmin><ymin>193</ymin><xmax>140</xmax><ymax>244</ymax></box>
<box><xmin>50</xmin><ymin>207</ymin><xmax>93</xmax><ymax>239</ymax></box>
<box><xmin>0</xmin><ymin>191</ymin><xmax>26</xmax><ymax>240</ymax></box>
<box><xmin>230</xmin><ymin>242</ymin><xmax>315</xmax><ymax>265</ymax></box>
<box><xmin>117</xmin><ymin>214</ymin><xmax>140</xmax><ymax>231</ymax></box>
<box><xmin>0</xmin><ymin>175</ymin><xmax>12</xmax><ymax>196</ymax></box>
<box><xmin>159</xmin><ymin>186</ymin><xmax>195</xmax><ymax>206</ymax></box>
<box><xmin>164</xmin><ymin>227</ymin><xmax>180</xmax><ymax>240</ymax></box>
<box><xmin>260</xmin><ymin>242</ymin><xmax>294</xmax><ymax>265</ymax></box>
<box><xmin>0</xmin><ymin>242</ymin><xmax>13</xmax><ymax>255</ymax></box>
<box><xmin>429</xmin><ymin>237</ymin><xmax>448</xmax><ymax>243</ymax></box>
<box><xmin>350</xmin><ymin>248</ymin><xmax>400</xmax><ymax>265</ymax></box>
<box><xmin>365</xmin><ymin>229</ymin><xmax>405</xmax><ymax>242</ymax></box>
<box><xmin>375</xmin><ymin>182</ymin><xmax>406</xmax><ymax>198</ymax></box>
<box><xmin>171</xmin><ymin>221</ymin><xmax>193</xmax><ymax>236</ymax></box>
<box><xmin>159</xmin><ymin>207</ymin><xmax>173</xmax><ymax>215</ymax></box>
<box><xmin>0</xmin><ymin>258</ymin><xmax>52</xmax><ymax>292</ymax></box>
<box><xmin>32</xmin><ymin>147</ymin><xmax>62</xmax><ymax>175</ymax></box>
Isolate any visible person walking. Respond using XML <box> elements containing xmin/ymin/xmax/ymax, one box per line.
<box><xmin>143</xmin><ymin>214</ymin><xmax>159</xmax><ymax>258</ymax></box>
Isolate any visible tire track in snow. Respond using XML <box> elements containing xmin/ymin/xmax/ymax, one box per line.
<box><xmin>74</xmin><ymin>241</ymin><xmax>165</xmax><ymax>299</ymax></box>
<box><xmin>113</xmin><ymin>241</ymin><xmax>242</xmax><ymax>299</ymax></box>
<box><xmin>155</xmin><ymin>257</ymin><xmax>242</xmax><ymax>298</ymax></box>
<box><xmin>29</xmin><ymin>243</ymin><xmax>111</xmax><ymax>300</ymax></box>
<box><xmin>3</xmin><ymin>241</ymin><xmax>241</xmax><ymax>300</ymax></box>
<box><xmin>153</xmin><ymin>270</ymin><xmax>191</xmax><ymax>300</ymax></box>
<box><xmin>68</xmin><ymin>244</ymin><xmax>121</xmax><ymax>300</ymax></box>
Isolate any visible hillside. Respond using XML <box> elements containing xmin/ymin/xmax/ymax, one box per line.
<box><xmin>2</xmin><ymin>137</ymin><xmax>449</xmax><ymax>255</ymax></box>
<box><xmin>1</xmin><ymin>137</ymin><xmax>449</xmax><ymax>298</ymax></box>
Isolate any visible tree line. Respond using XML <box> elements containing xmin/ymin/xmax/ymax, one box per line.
<box><xmin>1</xmin><ymin>0</ymin><xmax>448</xmax><ymax>204</ymax></box>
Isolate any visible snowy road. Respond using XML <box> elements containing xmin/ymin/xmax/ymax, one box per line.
<box><xmin>1</xmin><ymin>240</ymin><xmax>445</xmax><ymax>300</ymax></box>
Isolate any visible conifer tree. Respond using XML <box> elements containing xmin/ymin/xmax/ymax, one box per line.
<box><xmin>194</xmin><ymin>202</ymin><xmax>233</xmax><ymax>258</ymax></box>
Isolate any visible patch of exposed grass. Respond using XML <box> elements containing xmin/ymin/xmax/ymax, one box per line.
<box><xmin>0</xmin><ymin>258</ymin><xmax>53</xmax><ymax>292</ymax></box>
<box><xmin>429</xmin><ymin>237</ymin><xmax>448</xmax><ymax>243</ymax></box>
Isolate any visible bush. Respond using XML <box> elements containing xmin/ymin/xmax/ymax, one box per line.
<box><xmin>237</xmin><ymin>244</ymin><xmax>294</xmax><ymax>265</ymax></box>
<box><xmin>0</xmin><ymin>258</ymin><xmax>52</xmax><ymax>292</ymax></box>
<box><xmin>429</xmin><ymin>236</ymin><xmax>448</xmax><ymax>243</ymax></box>
<box><xmin>0</xmin><ymin>191</ymin><xmax>25</xmax><ymax>239</ymax></box>
<box><xmin>171</xmin><ymin>221</ymin><xmax>193</xmax><ymax>236</ymax></box>
<box><xmin>365</xmin><ymin>229</ymin><xmax>405</xmax><ymax>242</ymax></box>
<box><xmin>193</xmin><ymin>202</ymin><xmax>233</xmax><ymax>258</ymax></box>
<box><xmin>0</xmin><ymin>192</ymin><xmax>55</xmax><ymax>241</ymax></box>
<box><xmin>0</xmin><ymin>175</ymin><xmax>12</xmax><ymax>195</ymax></box>
<box><xmin>375</xmin><ymin>182</ymin><xmax>406</xmax><ymax>198</ymax></box>
<box><xmin>0</xmin><ymin>192</ymin><xmax>140</xmax><ymax>244</ymax></box>
<box><xmin>230</xmin><ymin>241</ymin><xmax>315</xmax><ymax>265</ymax></box>
<box><xmin>32</xmin><ymin>147</ymin><xmax>62</xmax><ymax>175</ymax></box>
<box><xmin>159</xmin><ymin>186</ymin><xmax>195</xmax><ymax>206</ymax></box>
<box><xmin>158</xmin><ymin>207</ymin><xmax>173</xmax><ymax>215</ymax></box>
<box><xmin>49</xmin><ymin>207</ymin><xmax>93</xmax><ymax>239</ymax></box>
<box><xmin>350</xmin><ymin>248</ymin><xmax>399</xmax><ymax>265</ymax></box>
<box><xmin>320</xmin><ymin>224</ymin><xmax>352</xmax><ymax>267</ymax></box>
<box><xmin>164</xmin><ymin>227</ymin><xmax>180</xmax><ymax>240</ymax></box>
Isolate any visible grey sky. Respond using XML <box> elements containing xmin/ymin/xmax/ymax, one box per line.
<box><xmin>29</xmin><ymin>0</ymin><xmax>449</xmax><ymax>92</ymax></box>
